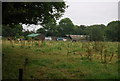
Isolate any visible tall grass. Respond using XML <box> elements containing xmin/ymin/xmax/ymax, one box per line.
<box><xmin>2</xmin><ymin>40</ymin><xmax>119</xmax><ymax>79</ymax></box>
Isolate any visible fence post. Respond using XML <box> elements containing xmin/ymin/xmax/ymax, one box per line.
<box><xmin>19</xmin><ymin>69</ymin><xmax>23</xmax><ymax>81</ymax></box>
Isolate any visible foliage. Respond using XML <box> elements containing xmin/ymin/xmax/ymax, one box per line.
<box><xmin>105</xmin><ymin>21</ymin><xmax>120</xmax><ymax>41</ymax></box>
<box><xmin>2</xmin><ymin>24</ymin><xmax>23</xmax><ymax>37</ymax></box>
<box><xmin>37</xmin><ymin>28</ymin><xmax>46</xmax><ymax>35</ymax></box>
<box><xmin>2</xmin><ymin>2</ymin><xmax>67</xmax><ymax>25</ymax></box>
<box><xmin>73</xmin><ymin>25</ymin><xmax>87</xmax><ymax>35</ymax></box>
<box><xmin>40</xmin><ymin>21</ymin><xmax>58</xmax><ymax>36</ymax></box>
<box><xmin>87</xmin><ymin>24</ymin><xmax>106</xmax><ymax>41</ymax></box>
<box><xmin>36</xmin><ymin>19</ymin><xmax>119</xmax><ymax>42</ymax></box>
<box><xmin>2</xmin><ymin>2</ymin><xmax>67</xmax><ymax>38</ymax></box>
<box><xmin>58</xmin><ymin>18</ymin><xmax>75</xmax><ymax>36</ymax></box>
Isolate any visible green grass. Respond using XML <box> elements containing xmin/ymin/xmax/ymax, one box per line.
<box><xmin>2</xmin><ymin>40</ymin><xmax>119</xmax><ymax>79</ymax></box>
<box><xmin>29</xmin><ymin>59</ymin><xmax>54</xmax><ymax>67</ymax></box>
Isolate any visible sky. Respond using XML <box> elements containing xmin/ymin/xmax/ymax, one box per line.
<box><xmin>59</xmin><ymin>1</ymin><xmax>118</xmax><ymax>26</ymax></box>
<box><xmin>23</xmin><ymin>0</ymin><xmax>119</xmax><ymax>32</ymax></box>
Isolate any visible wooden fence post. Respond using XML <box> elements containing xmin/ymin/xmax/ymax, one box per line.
<box><xmin>19</xmin><ymin>69</ymin><xmax>23</xmax><ymax>81</ymax></box>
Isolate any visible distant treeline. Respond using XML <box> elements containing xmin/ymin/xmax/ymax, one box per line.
<box><xmin>2</xmin><ymin>18</ymin><xmax>120</xmax><ymax>42</ymax></box>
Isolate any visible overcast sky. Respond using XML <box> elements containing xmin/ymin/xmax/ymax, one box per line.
<box><xmin>59</xmin><ymin>1</ymin><xmax>118</xmax><ymax>26</ymax></box>
<box><xmin>23</xmin><ymin>0</ymin><xmax>119</xmax><ymax>31</ymax></box>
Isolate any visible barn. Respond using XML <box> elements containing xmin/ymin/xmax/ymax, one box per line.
<box><xmin>66</xmin><ymin>35</ymin><xmax>89</xmax><ymax>41</ymax></box>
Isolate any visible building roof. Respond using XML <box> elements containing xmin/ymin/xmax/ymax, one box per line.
<box><xmin>27</xmin><ymin>33</ymin><xmax>40</xmax><ymax>37</ymax></box>
<box><xmin>66</xmin><ymin>35</ymin><xmax>89</xmax><ymax>40</ymax></box>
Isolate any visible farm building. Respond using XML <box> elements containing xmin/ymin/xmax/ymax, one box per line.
<box><xmin>27</xmin><ymin>33</ymin><xmax>45</xmax><ymax>41</ymax></box>
<box><xmin>45</xmin><ymin>37</ymin><xmax>52</xmax><ymax>41</ymax></box>
<box><xmin>66</xmin><ymin>35</ymin><xmax>89</xmax><ymax>41</ymax></box>
<box><xmin>45</xmin><ymin>36</ymin><xmax>57</xmax><ymax>41</ymax></box>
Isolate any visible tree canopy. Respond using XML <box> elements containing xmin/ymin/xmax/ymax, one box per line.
<box><xmin>73</xmin><ymin>25</ymin><xmax>87</xmax><ymax>35</ymax></box>
<box><xmin>87</xmin><ymin>24</ymin><xmax>106</xmax><ymax>41</ymax></box>
<box><xmin>2</xmin><ymin>2</ymin><xmax>67</xmax><ymax>25</ymax></box>
<box><xmin>58</xmin><ymin>18</ymin><xmax>74</xmax><ymax>36</ymax></box>
<box><xmin>105</xmin><ymin>21</ymin><xmax>120</xmax><ymax>41</ymax></box>
<box><xmin>37</xmin><ymin>21</ymin><xmax>58</xmax><ymax>36</ymax></box>
<box><xmin>2</xmin><ymin>24</ymin><xmax>23</xmax><ymax>37</ymax></box>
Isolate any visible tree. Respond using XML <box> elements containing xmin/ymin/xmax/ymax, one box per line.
<box><xmin>2</xmin><ymin>24</ymin><xmax>23</xmax><ymax>37</ymax></box>
<box><xmin>87</xmin><ymin>24</ymin><xmax>106</xmax><ymax>41</ymax></box>
<box><xmin>58</xmin><ymin>18</ymin><xmax>75</xmax><ymax>36</ymax></box>
<box><xmin>37</xmin><ymin>20</ymin><xmax>59</xmax><ymax>36</ymax></box>
<box><xmin>105</xmin><ymin>21</ymin><xmax>120</xmax><ymax>41</ymax></box>
<box><xmin>2</xmin><ymin>2</ymin><xmax>67</xmax><ymax>37</ymax></box>
<box><xmin>73</xmin><ymin>25</ymin><xmax>87</xmax><ymax>35</ymax></box>
<box><xmin>2</xmin><ymin>2</ymin><xmax>67</xmax><ymax>25</ymax></box>
<box><xmin>37</xmin><ymin>28</ymin><xmax>46</xmax><ymax>35</ymax></box>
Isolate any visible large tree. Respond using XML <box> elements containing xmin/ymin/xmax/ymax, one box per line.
<box><xmin>2</xmin><ymin>2</ymin><xmax>67</xmax><ymax>25</ymax></box>
<box><xmin>2</xmin><ymin>2</ymin><xmax>67</xmax><ymax>37</ymax></box>
<box><xmin>105</xmin><ymin>21</ymin><xmax>120</xmax><ymax>41</ymax></box>
<box><xmin>58</xmin><ymin>18</ymin><xmax>74</xmax><ymax>36</ymax></box>
<box><xmin>36</xmin><ymin>19</ymin><xmax>59</xmax><ymax>36</ymax></box>
<box><xmin>87</xmin><ymin>24</ymin><xmax>106</xmax><ymax>41</ymax></box>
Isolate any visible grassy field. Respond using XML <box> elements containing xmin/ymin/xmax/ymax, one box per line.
<box><xmin>2</xmin><ymin>40</ymin><xmax>119</xmax><ymax>79</ymax></box>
